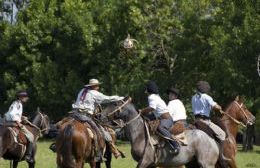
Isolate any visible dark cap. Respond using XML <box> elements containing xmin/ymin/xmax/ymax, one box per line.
<box><xmin>16</xmin><ymin>90</ymin><xmax>29</xmax><ymax>98</ymax></box>
<box><xmin>197</xmin><ymin>81</ymin><xmax>211</xmax><ymax>93</ymax></box>
<box><xmin>146</xmin><ymin>81</ymin><xmax>159</xmax><ymax>94</ymax></box>
<box><xmin>167</xmin><ymin>86</ymin><xmax>180</xmax><ymax>97</ymax></box>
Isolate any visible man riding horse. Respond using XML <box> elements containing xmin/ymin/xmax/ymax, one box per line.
<box><xmin>192</xmin><ymin>81</ymin><xmax>227</xmax><ymax>163</ymax></box>
<box><xmin>139</xmin><ymin>81</ymin><xmax>180</xmax><ymax>155</ymax></box>
<box><xmin>71</xmin><ymin>78</ymin><xmax>124</xmax><ymax>161</ymax></box>
<box><xmin>167</xmin><ymin>86</ymin><xmax>188</xmax><ymax>131</ymax></box>
<box><xmin>4</xmin><ymin>90</ymin><xmax>34</xmax><ymax>163</ymax></box>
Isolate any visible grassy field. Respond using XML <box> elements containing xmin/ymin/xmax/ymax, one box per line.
<box><xmin>0</xmin><ymin>140</ymin><xmax>259</xmax><ymax>168</ymax></box>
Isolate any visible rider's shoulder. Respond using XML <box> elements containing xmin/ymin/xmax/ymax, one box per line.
<box><xmin>11</xmin><ymin>100</ymin><xmax>22</xmax><ymax>108</ymax></box>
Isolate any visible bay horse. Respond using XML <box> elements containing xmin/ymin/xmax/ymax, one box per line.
<box><xmin>220</xmin><ymin>96</ymin><xmax>255</xmax><ymax>168</ymax></box>
<box><xmin>0</xmin><ymin>111</ymin><xmax>50</xmax><ymax>168</ymax></box>
<box><xmin>56</xmin><ymin>117</ymin><xmax>109</xmax><ymax>168</ymax></box>
<box><xmin>102</xmin><ymin>99</ymin><xmax>220</xmax><ymax>168</ymax></box>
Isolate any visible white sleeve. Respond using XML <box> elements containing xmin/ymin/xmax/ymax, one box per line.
<box><xmin>94</xmin><ymin>91</ymin><xmax>123</xmax><ymax>104</ymax></box>
<box><xmin>9</xmin><ymin>102</ymin><xmax>22</xmax><ymax>122</ymax></box>
<box><xmin>148</xmin><ymin>96</ymin><xmax>157</xmax><ymax>110</ymax></box>
<box><xmin>206</xmin><ymin>95</ymin><xmax>217</xmax><ymax>107</ymax></box>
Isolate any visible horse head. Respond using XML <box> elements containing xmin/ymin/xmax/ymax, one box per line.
<box><xmin>32</xmin><ymin>108</ymin><xmax>50</xmax><ymax>135</ymax></box>
<box><xmin>225</xmin><ymin>96</ymin><xmax>255</xmax><ymax>126</ymax></box>
<box><xmin>101</xmin><ymin>97</ymin><xmax>135</xmax><ymax>126</ymax></box>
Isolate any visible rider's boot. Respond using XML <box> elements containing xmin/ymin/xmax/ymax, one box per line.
<box><xmin>49</xmin><ymin>143</ymin><xmax>56</xmax><ymax>152</ymax></box>
<box><xmin>168</xmin><ymin>140</ymin><xmax>180</xmax><ymax>155</ymax></box>
<box><xmin>24</xmin><ymin>142</ymin><xmax>34</xmax><ymax>163</ymax></box>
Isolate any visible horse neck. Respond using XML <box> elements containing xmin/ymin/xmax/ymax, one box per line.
<box><xmin>124</xmin><ymin>106</ymin><xmax>147</xmax><ymax>158</ymax></box>
<box><xmin>32</xmin><ymin>114</ymin><xmax>42</xmax><ymax>128</ymax></box>
<box><xmin>222</xmin><ymin>105</ymin><xmax>239</xmax><ymax>139</ymax></box>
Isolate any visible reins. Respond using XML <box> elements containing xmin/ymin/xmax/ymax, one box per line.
<box><xmin>220</xmin><ymin>100</ymin><xmax>250</xmax><ymax>127</ymax></box>
<box><xmin>220</xmin><ymin>110</ymin><xmax>246</xmax><ymax>127</ymax></box>
<box><xmin>107</xmin><ymin>97</ymin><xmax>132</xmax><ymax>117</ymax></box>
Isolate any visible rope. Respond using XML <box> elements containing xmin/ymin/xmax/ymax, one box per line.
<box><xmin>220</xmin><ymin>110</ymin><xmax>246</xmax><ymax>127</ymax></box>
<box><xmin>107</xmin><ymin>97</ymin><xmax>132</xmax><ymax>117</ymax></box>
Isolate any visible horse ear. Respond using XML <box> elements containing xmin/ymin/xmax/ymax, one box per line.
<box><xmin>37</xmin><ymin>107</ymin><xmax>41</xmax><ymax>113</ymax></box>
<box><xmin>235</xmin><ymin>95</ymin><xmax>240</xmax><ymax>101</ymax></box>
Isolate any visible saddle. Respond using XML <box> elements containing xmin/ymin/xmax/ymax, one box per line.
<box><xmin>146</xmin><ymin>119</ymin><xmax>189</xmax><ymax>146</ymax></box>
<box><xmin>1</xmin><ymin>121</ymin><xmax>28</xmax><ymax>145</ymax></box>
<box><xmin>194</xmin><ymin>117</ymin><xmax>227</xmax><ymax>143</ymax></box>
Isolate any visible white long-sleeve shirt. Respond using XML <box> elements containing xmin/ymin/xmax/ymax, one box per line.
<box><xmin>167</xmin><ymin>99</ymin><xmax>187</xmax><ymax>122</ymax></box>
<box><xmin>72</xmin><ymin>89</ymin><xmax>123</xmax><ymax>114</ymax></box>
<box><xmin>5</xmin><ymin>100</ymin><xmax>23</xmax><ymax>122</ymax></box>
<box><xmin>148</xmin><ymin>94</ymin><xmax>168</xmax><ymax>118</ymax></box>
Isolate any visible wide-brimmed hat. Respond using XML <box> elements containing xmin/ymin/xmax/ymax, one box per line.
<box><xmin>84</xmin><ymin>79</ymin><xmax>102</xmax><ymax>87</ymax></box>
<box><xmin>16</xmin><ymin>90</ymin><xmax>29</xmax><ymax>98</ymax></box>
<box><xmin>146</xmin><ymin>81</ymin><xmax>159</xmax><ymax>94</ymax></box>
<box><xmin>197</xmin><ymin>81</ymin><xmax>211</xmax><ymax>93</ymax></box>
<box><xmin>166</xmin><ymin>86</ymin><xmax>180</xmax><ymax>97</ymax></box>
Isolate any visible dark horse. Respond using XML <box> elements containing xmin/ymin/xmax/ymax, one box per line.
<box><xmin>102</xmin><ymin>99</ymin><xmax>220</xmax><ymax>168</ymax></box>
<box><xmin>56</xmin><ymin>116</ymin><xmax>113</xmax><ymax>168</ymax></box>
<box><xmin>0</xmin><ymin>111</ymin><xmax>50</xmax><ymax>168</ymax></box>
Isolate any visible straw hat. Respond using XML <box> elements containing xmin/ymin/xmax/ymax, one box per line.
<box><xmin>84</xmin><ymin>79</ymin><xmax>102</xmax><ymax>87</ymax></box>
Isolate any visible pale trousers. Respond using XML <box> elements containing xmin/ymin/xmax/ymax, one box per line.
<box><xmin>21</xmin><ymin>125</ymin><xmax>34</xmax><ymax>142</ymax></box>
<box><xmin>197</xmin><ymin>119</ymin><xmax>226</xmax><ymax>141</ymax></box>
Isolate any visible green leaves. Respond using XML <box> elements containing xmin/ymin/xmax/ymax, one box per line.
<box><xmin>0</xmin><ymin>0</ymin><xmax>259</xmax><ymax>120</ymax></box>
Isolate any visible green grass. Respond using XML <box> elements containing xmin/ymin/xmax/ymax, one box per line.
<box><xmin>0</xmin><ymin>141</ymin><xmax>259</xmax><ymax>168</ymax></box>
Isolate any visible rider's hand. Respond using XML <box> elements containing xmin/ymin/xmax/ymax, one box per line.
<box><xmin>21</xmin><ymin>116</ymin><xmax>28</xmax><ymax>121</ymax></box>
<box><xmin>16</xmin><ymin>121</ymin><xmax>23</xmax><ymax>128</ymax></box>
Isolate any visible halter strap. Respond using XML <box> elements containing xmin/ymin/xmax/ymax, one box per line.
<box><xmin>221</xmin><ymin>100</ymin><xmax>250</xmax><ymax>127</ymax></box>
<box><xmin>107</xmin><ymin>97</ymin><xmax>132</xmax><ymax>117</ymax></box>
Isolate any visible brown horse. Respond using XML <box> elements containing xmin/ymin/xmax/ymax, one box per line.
<box><xmin>0</xmin><ymin>111</ymin><xmax>50</xmax><ymax>168</ymax></box>
<box><xmin>221</xmin><ymin>97</ymin><xmax>255</xmax><ymax>168</ymax></box>
<box><xmin>56</xmin><ymin>118</ymin><xmax>107</xmax><ymax>168</ymax></box>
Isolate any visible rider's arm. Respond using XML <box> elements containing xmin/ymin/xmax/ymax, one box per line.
<box><xmin>94</xmin><ymin>90</ymin><xmax>123</xmax><ymax>104</ymax></box>
<box><xmin>206</xmin><ymin>95</ymin><xmax>222</xmax><ymax>112</ymax></box>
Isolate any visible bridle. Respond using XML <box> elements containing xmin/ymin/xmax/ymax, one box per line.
<box><xmin>222</xmin><ymin>100</ymin><xmax>253</xmax><ymax>127</ymax></box>
<box><xmin>27</xmin><ymin>112</ymin><xmax>49</xmax><ymax>135</ymax></box>
<box><xmin>37</xmin><ymin>112</ymin><xmax>50</xmax><ymax>132</ymax></box>
<box><xmin>233</xmin><ymin>100</ymin><xmax>254</xmax><ymax>125</ymax></box>
<box><xmin>106</xmin><ymin>97</ymin><xmax>141</xmax><ymax>128</ymax></box>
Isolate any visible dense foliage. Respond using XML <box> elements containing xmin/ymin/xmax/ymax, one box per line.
<box><xmin>0</xmin><ymin>0</ymin><xmax>259</xmax><ymax>121</ymax></box>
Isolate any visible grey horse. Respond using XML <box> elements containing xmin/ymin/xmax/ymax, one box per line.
<box><xmin>104</xmin><ymin>103</ymin><xmax>219</xmax><ymax>168</ymax></box>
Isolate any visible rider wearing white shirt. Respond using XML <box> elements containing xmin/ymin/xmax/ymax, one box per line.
<box><xmin>139</xmin><ymin>81</ymin><xmax>180</xmax><ymax>155</ymax></box>
<box><xmin>4</xmin><ymin>90</ymin><xmax>34</xmax><ymax>163</ymax></box>
<box><xmin>72</xmin><ymin>79</ymin><xmax>124</xmax><ymax>161</ymax></box>
<box><xmin>167</xmin><ymin>87</ymin><xmax>187</xmax><ymax>122</ymax></box>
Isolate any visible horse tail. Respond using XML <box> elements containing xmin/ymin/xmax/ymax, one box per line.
<box><xmin>59</xmin><ymin>124</ymin><xmax>75</xmax><ymax>168</ymax></box>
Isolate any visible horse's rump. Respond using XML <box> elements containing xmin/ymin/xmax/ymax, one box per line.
<box><xmin>0</xmin><ymin>126</ymin><xmax>27</xmax><ymax>160</ymax></box>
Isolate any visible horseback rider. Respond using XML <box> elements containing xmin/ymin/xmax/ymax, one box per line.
<box><xmin>192</xmin><ymin>81</ymin><xmax>227</xmax><ymax>161</ymax></box>
<box><xmin>139</xmin><ymin>81</ymin><xmax>180</xmax><ymax>155</ymax></box>
<box><xmin>4</xmin><ymin>90</ymin><xmax>34</xmax><ymax>163</ymax></box>
<box><xmin>167</xmin><ymin>86</ymin><xmax>187</xmax><ymax>126</ymax></box>
<box><xmin>72</xmin><ymin>78</ymin><xmax>124</xmax><ymax>161</ymax></box>
<box><xmin>192</xmin><ymin>81</ymin><xmax>226</xmax><ymax>140</ymax></box>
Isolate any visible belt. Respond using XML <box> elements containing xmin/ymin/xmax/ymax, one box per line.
<box><xmin>195</xmin><ymin>114</ymin><xmax>209</xmax><ymax>120</ymax></box>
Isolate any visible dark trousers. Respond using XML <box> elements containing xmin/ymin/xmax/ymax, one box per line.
<box><xmin>157</xmin><ymin>118</ymin><xmax>174</xmax><ymax>139</ymax></box>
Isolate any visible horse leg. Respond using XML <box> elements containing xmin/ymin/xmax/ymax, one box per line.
<box><xmin>228</xmin><ymin>157</ymin><xmax>237</xmax><ymax>168</ymax></box>
<box><xmin>12</xmin><ymin>161</ymin><xmax>18</xmax><ymax>168</ymax></box>
<box><xmin>89</xmin><ymin>161</ymin><xmax>96</xmax><ymax>168</ymax></box>
<box><xmin>104</xmin><ymin>145</ymin><xmax>112</xmax><ymax>168</ymax></box>
<box><xmin>96</xmin><ymin>162</ymin><xmax>101</xmax><ymax>168</ymax></box>
<box><xmin>28</xmin><ymin>161</ymin><xmax>35</xmax><ymax>168</ymax></box>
